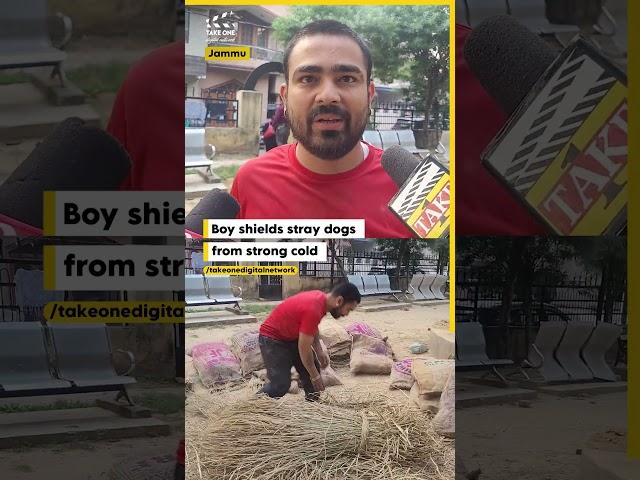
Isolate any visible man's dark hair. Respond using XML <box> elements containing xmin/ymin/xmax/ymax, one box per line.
<box><xmin>283</xmin><ymin>19</ymin><xmax>373</xmax><ymax>84</ymax></box>
<box><xmin>331</xmin><ymin>281</ymin><xmax>362</xmax><ymax>304</ymax></box>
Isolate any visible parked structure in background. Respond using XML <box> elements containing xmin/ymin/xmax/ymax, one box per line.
<box><xmin>185</xmin><ymin>5</ymin><xmax>287</xmax><ymax>126</ymax></box>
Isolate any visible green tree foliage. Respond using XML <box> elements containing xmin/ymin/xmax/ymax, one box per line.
<box><xmin>272</xmin><ymin>5</ymin><xmax>450</xmax><ymax>132</ymax></box>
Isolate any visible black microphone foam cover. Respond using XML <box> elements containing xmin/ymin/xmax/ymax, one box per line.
<box><xmin>185</xmin><ymin>189</ymin><xmax>240</xmax><ymax>235</ymax></box>
<box><xmin>0</xmin><ymin>117</ymin><xmax>131</xmax><ymax>228</ymax></box>
<box><xmin>463</xmin><ymin>15</ymin><xmax>556</xmax><ymax>115</ymax></box>
<box><xmin>381</xmin><ymin>145</ymin><xmax>422</xmax><ymax>188</ymax></box>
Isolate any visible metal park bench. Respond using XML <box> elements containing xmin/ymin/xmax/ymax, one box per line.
<box><xmin>429</xmin><ymin>274</ymin><xmax>448</xmax><ymax>300</ymax></box>
<box><xmin>555</xmin><ymin>321</ymin><xmax>594</xmax><ymax>381</ymax></box>
<box><xmin>582</xmin><ymin>323</ymin><xmax>622</xmax><ymax>382</ymax></box>
<box><xmin>520</xmin><ymin>320</ymin><xmax>570</xmax><ymax>382</ymax></box>
<box><xmin>397</xmin><ymin>129</ymin><xmax>429</xmax><ymax>157</ymax></box>
<box><xmin>379</xmin><ymin>130</ymin><xmax>400</xmax><ymax>149</ymax></box>
<box><xmin>362</xmin><ymin>130</ymin><xmax>382</xmax><ymax>149</ymax></box>
<box><xmin>185</xmin><ymin>274</ymin><xmax>212</xmax><ymax>307</ymax></box>
<box><xmin>0</xmin><ymin>0</ymin><xmax>72</xmax><ymax>86</ymax></box>
<box><xmin>362</xmin><ymin>129</ymin><xmax>429</xmax><ymax>158</ymax></box>
<box><xmin>347</xmin><ymin>274</ymin><xmax>402</xmax><ymax>301</ymax></box>
<box><xmin>189</xmin><ymin>252</ymin><xmax>209</xmax><ymax>274</ymax></box>
<box><xmin>185</xmin><ymin>274</ymin><xmax>242</xmax><ymax>309</ymax></box>
<box><xmin>206</xmin><ymin>276</ymin><xmax>242</xmax><ymax>310</ymax></box>
<box><xmin>409</xmin><ymin>274</ymin><xmax>436</xmax><ymax>301</ymax></box>
<box><xmin>185</xmin><ymin>128</ymin><xmax>216</xmax><ymax>181</ymax></box>
<box><xmin>0</xmin><ymin>323</ymin><xmax>136</xmax><ymax>404</ymax></box>
<box><xmin>456</xmin><ymin>322</ymin><xmax>514</xmax><ymax>384</ymax></box>
<box><xmin>347</xmin><ymin>275</ymin><xmax>365</xmax><ymax>293</ymax></box>
<box><xmin>519</xmin><ymin>321</ymin><xmax>622</xmax><ymax>384</ymax></box>
<box><xmin>0</xmin><ymin>323</ymin><xmax>70</xmax><ymax>395</ymax></box>
<box><xmin>49</xmin><ymin>324</ymin><xmax>136</xmax><ymax>404</ymax></box>
<box><xmin>374</xmin><ymin>275</ymin><xmax>402</xmax><ymax>299</ymax></box>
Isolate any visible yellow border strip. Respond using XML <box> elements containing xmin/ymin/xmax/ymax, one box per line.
<box><xmin>42</xmin><ymin>191</ymin><xmax>56</xmax><ymax>236</ymax></box>
<box><xmin>629</xmin><ymin>0</ymin><xmax>639</xmax><ymax>461</ymax></box>
<box><xmin>43</xmin><ymin>246</ymin><xmax>56</xmax><ymax>291</ymax></box>
<box><xmin>448</xmin><ymin>0</ymin><xmax>455</xmax><ymax>333</ymax></box>
<box><xmin>187</xmin><ymin>1</ymin><xmax>448</xmax><ymax>4</ymax></box>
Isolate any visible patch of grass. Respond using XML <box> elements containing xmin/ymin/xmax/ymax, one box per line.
<box><xmin>212</xmin><ymin>164</ymin><xmax>241</xmax><ymax>181</ymax></box>
<box><xmin>0</xmin><ymin>400</ymin><xmax>91</xmax><ymax>414</ymax></box>
<box><xmin>13</xmin><ymin>464</ymin><xmax>33</xmax><ymax>473</ymax></box>
<box><xmin>67</xmin><ymin>63</ymin><xmax>130</xmax><ymax>96</ymax></box>
<box><xmin>243</xmin><ymin>303</ymin><xmax>275</xmax><ymax>316</ymax></box>
<box><xmin>0</xmin><ymin>72</ymin><xmax>30</xmax><ymax>85</ymax></box>
<box><xmin>133</xmin><ymin>393</ymin><xmax>184</xmax><ymax>415</ymax></box>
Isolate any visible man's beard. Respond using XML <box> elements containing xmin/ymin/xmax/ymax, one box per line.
<box><xmin>329</xmin><ymin>308</ymin><xmax>342</xmax><ymax>319</ymax></box>
<box><xmin>286</xmin><ymin>103</ymin><xmax>369</xmax><ymax>160</ymax></box>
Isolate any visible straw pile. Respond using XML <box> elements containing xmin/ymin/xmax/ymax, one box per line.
<box><xmin>187</xmin><ymin>388</ymin><xmax>453</xmax><ymax>480</ymax></box>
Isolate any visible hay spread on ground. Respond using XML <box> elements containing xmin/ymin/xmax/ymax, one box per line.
<box><xmin>187</xmin><ymin>387</ymin><xmax>453</xmax><ymax>480</ymax></box>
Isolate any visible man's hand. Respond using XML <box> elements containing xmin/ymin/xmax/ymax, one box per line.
<box><xmin>312</xmin><ymin>333</ymin><xmax>330</xmax><ymax>369</ymax></box>
<box><xmin>317</xmin><ymin>350</ymin><xmax>330</xmax><ymax>369</ymax></box>
<box><xmin>311</xmin><ymin>374</ymin><xmax>325</xmax><ymax>392</ymax></box>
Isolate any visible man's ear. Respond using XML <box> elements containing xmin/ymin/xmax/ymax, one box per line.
<box><xmin>368</xmin><ymin>81</ymin><xmax>376</xmax><ymax>106</ymax></box>
<box><xmin>280</xmin><ymin>83</ymin><xmax>288</xmax><ymax>106</ymax></box>
<box><xmin>335</xmin><ymin>296</ymin><xmax>344</xmax><ymax>308</ymax></box>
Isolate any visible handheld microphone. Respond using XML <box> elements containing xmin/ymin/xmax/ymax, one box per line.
<box><xmin>465</xmin><ymin>15</ymin><xmax>627</xmax><ymax>236</ymax></box>
<box><xmin>0</xmin><ymin>118</ymin><xmax>131</xmax><ymax>235</ymax></box>
<box><xmin>185</xmin><ymin>189</ymin><xmax>240</xmax><ymax>238</ymax></box>
<box><xmin>382</xmin><ymin>146</ymin><xmax>450</xmax><ymax>238</ymax></box>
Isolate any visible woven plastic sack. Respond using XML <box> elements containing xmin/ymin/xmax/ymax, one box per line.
<box><xmin>412</xmin><ymin>359</ymin><xmax>454</xmax><ymax>397</ymax></box>
<box><xmin>191</xmin><ymin>342</ymin><xmax>242</xmax><ymax>387</ymax></box>
<box><xmin>350</xmin><ymin>333</ymin><xmax>393</xmax><ymax>375</ymax></box>
<box><xmin>345</xmin><ymin>322</ymin><xmax>383</xmax><ymax>339</ymax></box>
<box><xmin>433</xmin><ymin>369</ymin><xmax>455</xmax><ymax>437</ymax></box>
<box><xmin>389</xmin><ymin>358</ymin><xmax>414</xmax><ymax>390</ymax></box>
<box><xmin>229</xmin><ymin>330</ymin><xmax>264</xmax><ymax>374</ymax></box>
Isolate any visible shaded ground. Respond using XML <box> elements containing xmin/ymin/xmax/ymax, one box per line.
<box><xmin>0</xmin><ymin>381</ymin><xmax>184</xmax><ymax>479</ymax></box>
<box><xmin>456</xmin><ymin>390</ymin><xmax>627</xmax><ymax>479</ymax></box>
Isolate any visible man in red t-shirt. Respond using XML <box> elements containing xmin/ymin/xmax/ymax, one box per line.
<box><xmin>455</xmin><ymin>23</ymin><xmax>547</xmax><ymax>235</ymax></box>
<box><xmin>230</xmin><ymin>20</ymin><xmax>411</xmax><ymax>238</ymax></box>
<box><xmin>258</xmin><ymin>282</ymin><xmax>361</xmax><ymax>400</ymax></box>
<box><xmin>107</xmin><ymin>42</ymin><xmax>184</xmax><ymax>191</ymax></box>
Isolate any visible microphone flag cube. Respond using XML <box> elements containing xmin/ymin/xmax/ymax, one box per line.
<box><xmin>388</xmin><ymin>154</ymin><xmax>450</xmax><ymax>238</ymax></box>
<box><xmin>482</xmin><ymin>39</ymin><xmax>627</xmax><ymax>235</ymax></box>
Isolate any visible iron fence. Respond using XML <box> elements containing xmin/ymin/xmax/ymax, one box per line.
<box><xmin>300</xmin><ymin>247</ymin><xmax>447</xmax><ymax>281</ymax></box>
<box><xmin>456</xmin><ymin>267</ymin><xmax>626</xmax><ymax>360</ymax></box>
<box><xmin>456</xmin><ymin>268</ymin><xmax>626</xmax><ymax>325</ymax></box>
<box><xmin>185</xmin><ymin>97</ymin><xmax>238</xmax><ymax>128</ymax></box>
<box><xmin>368</xmin><ymin>103</ymin><xmax>449</xmax><ymax>131</ymax></box>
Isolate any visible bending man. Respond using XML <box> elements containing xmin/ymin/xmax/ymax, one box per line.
<box><xmin>258</xmin><ymin>282</ymin><xmax>361</xmax><ymax>400</ymax></box>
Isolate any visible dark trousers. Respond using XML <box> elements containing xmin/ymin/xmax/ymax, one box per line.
<box><xmin>258</xmin><ymin>334</ymin><xmax>320</xmax><ymax>400</ymax></box>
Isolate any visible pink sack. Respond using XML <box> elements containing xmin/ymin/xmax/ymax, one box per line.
<box><xmin>345</xmin><ymin>322</ymin><xmax>383</xmax><ymax>340</ymax></box>
<box><xmin>390</xmin><ymin>358</ymin><xmax>414</xmax><ymax>390</ymax></box>
<box><xmin>191</xmin><ymin>342</ymin><xmax>242</xmax><ymax>387</ymax></box>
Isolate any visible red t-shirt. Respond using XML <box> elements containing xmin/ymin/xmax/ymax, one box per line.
<box><xmin>456</xmin><ymin>24</ymin><xmax>547</xmax><ymax>235</ymax></box>
<box><xmin>230</xmin><ymin>143</ymin><xmax>412</xmax><ymax>238</ymax></box>
<box><xmin>107</xmin><ymin>42</ymin><xmax>184</xmax><ymax>191</ymax></box>
<box><xmin>259</xmin><ymin>290</ymin><xmax>327</xmax><ymax>341</ymax></box>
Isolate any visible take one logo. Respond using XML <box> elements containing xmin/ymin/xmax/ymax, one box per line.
<box><xmin>207</xmin><ymin>11</ymin><xmax>237</xmax><ymax>44</ymax></box>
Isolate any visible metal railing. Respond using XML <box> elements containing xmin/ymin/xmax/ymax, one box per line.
<box><xmin>456</xmin><ymin>269</ymin><xmax>627</xmax><ymax>326</ymax></box>
<box><xmin>185</xmin><ymin>96</ymin><xmax>238</xmax><ymax>128</ymax></box>
<box><xmin>368</xmin><ymin>105</ymin><xmax>449</xmax><ymax>131</ymax></box>
<box><xmin>300</xmin><ymin>247</ymin><xmax>447</xmax><ymax>281</ymax></box>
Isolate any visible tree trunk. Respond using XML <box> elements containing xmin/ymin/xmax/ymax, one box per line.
<box><xmin>396</xmin><ymin>240</ymin><xmax>408</xmax><ymax>281</ymax></box>
<box><xmin>499</xmin><ymin>239</ymin><xmax>525</xmax><ymax>357</ymax></box>
<box><xmin>328</xmin><ymin>240</ymin><xmax>347</xmax><ymax>279</ymax></box>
